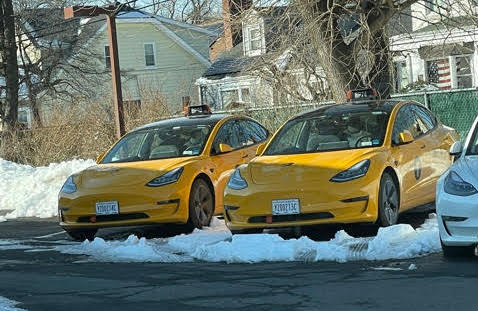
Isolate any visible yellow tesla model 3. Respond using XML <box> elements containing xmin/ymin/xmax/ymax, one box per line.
<box><xmin>223</xmin><ymin>90</ymin><xmax>459</xmax><ymax>233</ymax></box>
<box><xmin>58</xmin><ymin>106</ymin><xmax>269</xmax><ymax>240</ymax></box>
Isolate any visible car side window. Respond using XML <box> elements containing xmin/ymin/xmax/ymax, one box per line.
<box><xmin>413</xmin><ymin>105</ymin><xmax>436</xmax><ymax>130</ymax></box>
<box><xmin>238</xmin><ymin>120</ymin><xmax>268</xmax><ymax>146</ymax></box>
<box><xmin>392</xmin><ymin>105</ymin><xmax>428</xmax><ymax>144</ymax></box>
<box><xmin>211</xmin><ymin>121</ymin><xmax>242</xmax><ymax>154</ymax></box>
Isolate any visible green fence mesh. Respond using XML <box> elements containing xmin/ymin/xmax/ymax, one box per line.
<box><xmin>393</xmin><ymin>89</ymin><xmax>478</xmax><ymax>141</ymax></box>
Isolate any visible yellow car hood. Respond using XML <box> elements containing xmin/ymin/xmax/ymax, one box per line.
<box><xmin>77</xmin><ymin>158</ymin><xmax>193</xmax><ymax>189</ymax></box>
<box><xmin>249</xmin><ymin>148</ymin><xmax>375</xmax><ymax>185</ymax></box>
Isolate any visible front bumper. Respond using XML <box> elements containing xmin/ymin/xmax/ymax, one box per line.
<box><xmin>223</xmin><ymin>178</ymin><xmax>379</xmax><ymax>231</ymax></box>
<box><xmin>437</xmin><ymin>190</ymin><xmax>478</xmax><ymax>246</ymax></box>
<box><xmin>59</xmin><ymin>183</ymin><xmax>190</xmax><ymax>230</ymax></box>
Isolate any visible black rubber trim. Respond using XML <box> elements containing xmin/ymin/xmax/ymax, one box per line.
<box><xmin>341</xmin><ymin>195</ymin><xmax>369</xmax><ymax>203</ymax></box>
<box><xmin>441</xmin><ymin>217</ymin><xmax>453</xmax><ymax>236</ymax></box>
<box><xmin>248</xmin><ymin>212</ymin><xmax>334</xmax><ymax>224</ymax></box>
<box><xmin>77</xmin><ymin>213</ymin><xmax>149</xmax><ymax>223</ymax></box>
<box><xmin>157</xmin><ymin>199</ymin><xmax>180</xmax><ymax>206</ymax></box>
<box><xmin>224</xmin><ymin>205</ymin><xmax>240</xmax><ymax>211</ymax></box>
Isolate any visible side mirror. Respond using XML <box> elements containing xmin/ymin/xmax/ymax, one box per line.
<box><xmin>96</xmin><ymin>152</ymin><xmax>105</xmax><ymax>164</ymax></box>
<box><xmin>449</xmin><ymin>141</ymin><xmax>463</xmax><ymax>156</ymax></box>
<box><xmin>219</xmin><ymin>143</ymin><xmax>232</xmax><ymax>153</ymax></box>
<box><xmin>399</xmin><ymin>131</ymin><xmax>414</xmax><ymax>144</ymax></box>
<box><xmin>256</xmin><ymin>142</ymin><xmax>267</xmax><ymax>155</ymax></box>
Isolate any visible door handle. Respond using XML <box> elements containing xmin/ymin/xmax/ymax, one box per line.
<box><xmin>420</xmin><ymin>144</ymin><xmax>426</xmax><ymax>149</ymax></box>
<box><xmin>242</xmin><ymin>154</ymin><xmax>249</xmax><ymax>159</ymax></box>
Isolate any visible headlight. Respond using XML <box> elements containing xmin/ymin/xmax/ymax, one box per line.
<box><xmin>60</xmin><ymin>176</ymin><xmax>77</xmax><ymax>194</ymax></box>
<box><xmin>444</xmin><ymin>171</ymin><xmax>478</xmax><ymax>196</ymax></box>
<box><xmin>227</xmin><ymin>169</ymin><xmax>248</xmax><ymax>190</ymax></box>
<box><xmin>146</xmin><ymin>167</ymin><xmax>183</xmax><ymax>187</ymax></box>
<box><xmin>330</xmin><ymin>159</ymin><xmax>370</xmax><ymax>182</ymax></box>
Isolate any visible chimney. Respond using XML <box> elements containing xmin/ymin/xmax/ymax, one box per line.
<box><xmin>222</xmin><ymin>0</ymin><xmax>253</xmax><ymax>51</ymax></box>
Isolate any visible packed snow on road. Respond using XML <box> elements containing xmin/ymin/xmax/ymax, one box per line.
<box><xmin>0</xmin><ymin>158</ymin><xmax>441</xmax><ymax>263</ymax></box>
<box><xmin>0</xmin><ymin>296</ymin><xmax>25</xmax><ymax>311</ymax></box>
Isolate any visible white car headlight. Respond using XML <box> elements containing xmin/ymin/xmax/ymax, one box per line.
<box><xmin>444</xmin><ymin>171</ymin><xmax>478</xmax><ymax>196</ymax></box>
<box><xmin>146</xmin><ymin>167</ymin><xmax>184</xmax><ymax>187</ymax></box>
<box><xmin>227</xmin><ymin>169</ymin><xmax>248</xmax><ymax>190</ymax></box>
<box><xmin>60</xmin><ymin>176</ymin><xmax>77</xmax><ymax>194</ymax></box>
<box><xmin>330</xmin><ymin>159</ymin><xmax>370</xmax><ymax>182</ymax></box>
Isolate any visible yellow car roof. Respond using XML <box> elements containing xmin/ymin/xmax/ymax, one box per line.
<box><xmin>133</xmin><ymin>113</ymin><xmax>232</xmax><ymax>132</ymax></box>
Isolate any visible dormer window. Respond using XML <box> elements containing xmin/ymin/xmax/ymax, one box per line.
<box><xmin>249</xmin><ymin>27</ymin><xmax>262</xmax><ymax>51</ymax></box>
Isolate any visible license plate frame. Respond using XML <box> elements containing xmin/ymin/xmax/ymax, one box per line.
<box><xmin>95</xmin><ymin>201</ymin><xmax>119</xmax><ymax>216</ymax></box>
<box><xmin>272</xmin><ymin>199</ymin><xmax>300</xmax><ymax>216</ymax></box>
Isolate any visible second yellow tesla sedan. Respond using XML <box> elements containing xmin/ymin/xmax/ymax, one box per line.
<box><xmin>223</xmin><ymin>90</ymin><xmax>459</xmax><ymax>233</ymax></box>
<box><xmin>58</xmin><ymin>105</ymin><xmax>269</xmax><ymax>240</ymax></box>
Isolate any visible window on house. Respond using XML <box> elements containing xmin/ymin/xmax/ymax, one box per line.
<box><xmin>426</xmin><ymin>58</ymin><xmax>450</xmax><ymax>89</ymax></box>
<box><xmin>144</xmin><ymin>43</ymin><xmax>155</xmax><ymax>67</ymax></box>
<box><xmin>221</xmin><ymin>89</ymin><xmax>239</xmax><ymax>108</ymax></box>
<box><xmin>425</xmin><ymin>0</ymin><xmax>443</xmax><ymax>14</ymax></box>
<box><xmin>241</xmin><ymin>88</ymin><xmax>251</xmax><ymax>103</ymax></box>
<box><xmin>394</xmin><ymin>61</ymin><xmax>409</xmax><ymax>91</ymax></box>
<box><xmin>249</xmin><ymin>27</ymin><xmax>262</xmax><ymax>51</ymax></box>
<box><xmin>104</xmin><ymin>45</ymin><xmax>111</xmax><ymax>69</ymax></box>
<box><xmin>455</xmin><ymin>55</ymin><xmax>473</xmax><ymax>89</ymax></box>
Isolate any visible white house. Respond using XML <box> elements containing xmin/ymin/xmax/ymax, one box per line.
<box><xmin>390</xmin><ymin>0</ymin><xmax>478</xmax><ymax>92</ymax></box>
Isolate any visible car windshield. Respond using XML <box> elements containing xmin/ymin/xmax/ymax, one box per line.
<box><xmin>102</xmin><ymin>124</ymin><xmax>212</xmax><ymax>163</ymax></box>
<box><xmin>466</xmin><ymin>121</ymin><xmax>478</xmax><ymax>155</ymax></box>
<box><xmin>264</xmin><ymin>107</ymin><xmax>390</xmax><ymax>155</ymax></box>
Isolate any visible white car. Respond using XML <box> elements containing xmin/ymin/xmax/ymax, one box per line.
<box><xmin>437</xmin><ymin>115</ymin><xmax>478</xmax><ymax>257</ymax></box>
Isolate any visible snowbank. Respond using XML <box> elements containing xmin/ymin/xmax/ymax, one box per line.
<box><xmin>0</xmin><ymin>158</ymin><xmax>95</xmax><ymax>219</ymax></box>
<box><xmin>56</xmin><ymin>215</ymin><xmax>441</xmax><ymax>263</ymax></box>
<box><xmin>0</xmin><ymin>296</ymin><xmax>25</xmax><ymax>311</ymax></box>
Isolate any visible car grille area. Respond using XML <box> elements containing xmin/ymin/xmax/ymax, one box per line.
<box><xmin>77</xmin><ymin>213</ymin><xmax>149</xmax><ymax>223</ymax></box>
<box><xmin>248</xmin><ymin>212</ymin><xmax>334</xmax><ymax>224</ymax></box>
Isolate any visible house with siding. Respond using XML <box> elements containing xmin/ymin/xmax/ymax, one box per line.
<box><xmin>390</xmin><ymin>0</ymin><xmax>478</xmax><ymax>92</ymax></box>
<box><xmin>14</xmin><ymin>7</ymin><xmax>217</xmax><ymax>127</ymax></box>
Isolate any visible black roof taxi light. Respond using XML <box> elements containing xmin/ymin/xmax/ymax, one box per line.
<box><xmin>346</xmin><ymin>88</ymin><xmax>379</xmax><ymax>103</ymax></box>
<box><xmin>184</xmin><ymin>105</ymin><xmax>212</xmax><ymax>117</ymax></box>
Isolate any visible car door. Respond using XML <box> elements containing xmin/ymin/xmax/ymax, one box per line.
<box><xmin>209</xmin><ymin>119</ymin><xmax>247</xmax><ymax>213</ymax></box>
<box><xmin>413</xmin><ymin>105</ymin><xmax>454</xmax><ymax>183</ymax></box>
<box><xmin>390</xmin><ymin>104</ymin><xmax>429</xmax><ymax>211</ymax></box>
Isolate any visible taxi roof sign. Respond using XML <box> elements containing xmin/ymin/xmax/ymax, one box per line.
<box><xmin>346</xmin><ymin>88</ymin><xmax>378</xmax><ymax>102</ymax></box>
<box><xmin>184</xmin><ymin>104</ymin><xmax>212</xmax><ymax>116</ymax></box>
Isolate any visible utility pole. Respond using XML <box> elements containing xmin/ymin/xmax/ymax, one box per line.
<box><xmin>64</xmin><ymin>4</ymin><xmax>126</xmax><ymax>139</ymax></box>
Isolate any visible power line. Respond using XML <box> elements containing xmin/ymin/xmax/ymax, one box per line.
<box><xmin>17</xmin><ymin>0</ymin><xmax>171</xmax><ymax>43</ymax></box>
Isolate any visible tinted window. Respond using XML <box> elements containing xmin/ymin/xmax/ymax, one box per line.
<box><xmin>392</xmin><ymin>105</ymin><xmax>428</xmax><ymax>144</ymax></box>
<box><xmin>265</xmin><ymin>108</ymin><xmax>390</xmax><ymax>155</ymax></box>
<box><xmin>414</xmin><ymin>105</ymin><xmax>436</xmax><ymax>130</ymax></box>
<box><xmin>238</xmin><ymin>120</ymin><xmax>268</xmax><ymax>146</ymax></box>
<box><xmin>212</xmin><ymin>121</ymin><xmax>242</xmax><ymax>153</ymax></box>
<box><xmin>466</xmin><ymin>122</ymin><xmax>478</xmax><ymax>155</ymax></box>
<box><xmin>102</xmin><ymin>125</ymin><xmax>212</xmax><ymax>163</ymax></box>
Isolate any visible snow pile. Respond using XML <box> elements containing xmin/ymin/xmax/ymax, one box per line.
<box><xmin>0</xmin><ymin>158</ymin><xmax>95</xmax><ymax>219</ymax></box>
<box><xmin>0</xmin><ymin>296</ymin><xmax>25</xmax><ymax>311</ymax></box>
<box><xmin>56</xmin><ymin>215</ymin><xmax>441</xmax><ymax>263</ymax></box>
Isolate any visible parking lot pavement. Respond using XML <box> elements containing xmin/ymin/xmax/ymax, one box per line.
<box><xmin>1</xmin><ymin>217</ymin><xmax>478</xmax><ymax>311</ymax></box>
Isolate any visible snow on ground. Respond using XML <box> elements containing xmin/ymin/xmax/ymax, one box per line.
<box><xmin>0</xmin><ymin>158</ymin><xmax>95</xmax><ymax>219</ymax></box>
<box><xmin>0</xmin><ymin>296</ymin><xmax>25</xmax><ymax>311</ymax></box>
<box><xmin>55</xmin><ymin>215</ymin><xmax>441</xmax><ymax>263</ymax></box>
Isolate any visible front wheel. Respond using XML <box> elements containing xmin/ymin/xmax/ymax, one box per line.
<box><xmin>377</xmin><ymin>172</ymin><xmax>399</xmax><ymax>227</ymax></box>
<box><xmin>188</xmin><ymin>179</ymin><xmax>214</xmax><ymax>229</ymax></box>
<box><xmin>65</xmin><ymin>229</ymin><xmax>98</xmax><ymax>241</ymax></box>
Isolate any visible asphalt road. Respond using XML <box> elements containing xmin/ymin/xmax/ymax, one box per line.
<box><xmin>1</xmin><ymin>217</ymin><xmax>478</xmax><ymax>311</ymax></box>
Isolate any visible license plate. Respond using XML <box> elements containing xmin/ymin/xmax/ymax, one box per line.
<box><xmin>95</xmin><ymin>201</ymin><xmax>119</xmax><ymax>215</ymax></box>
<box><xmin>272</xmin><ymin>199</ymin><xmax>300</xmax><ymax>215</ymax></box>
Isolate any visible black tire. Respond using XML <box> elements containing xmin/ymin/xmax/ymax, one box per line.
<box><xmin>377</xmin><ymin>172</ymin><xmax>399</xmax><ymax>227</ymax></box>
<box><xmin>65</xmin><ymin>229</ymin><xmax>98</xmax><ymax>241</ymax></box>
<box><xmin>188</xmin><ymin>178</ymin><xmax>214</xmax><ymax>229</ymax></box>
<box><xmin>231</xmin><ymin>228</ymin><xmax>263</xmax><ymax>235</ymax></box>
<box><xmin>441</xmin><ymin>239</ymin><xmax>474</xmax><ymax>258</ymax></box>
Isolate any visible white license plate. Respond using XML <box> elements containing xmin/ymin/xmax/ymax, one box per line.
<box><xmin>95</xmin><ymin>201</ymin><xmax>119</xmax><ymax>215</ymax></box>
<box><xmin>272</xmin><ymin>199</ymin><xmax>300</xmax><ymax>215</ymax></box>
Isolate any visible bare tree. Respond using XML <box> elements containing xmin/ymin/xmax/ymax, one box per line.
<box><xmin>238</xmin><ymin>1</ymin><xmax>419</xmax><ymax>103</ymax></box>
<box><xmin>147</xmin><ymin>0</ymin><xmax>220</xmax><ymax>24</ymax></box>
